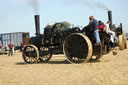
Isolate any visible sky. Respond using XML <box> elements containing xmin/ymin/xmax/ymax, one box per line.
<box><xmin>0</xmin><ymin>0</ymin><xmax>128</xmax><ymax>36</ymax></box>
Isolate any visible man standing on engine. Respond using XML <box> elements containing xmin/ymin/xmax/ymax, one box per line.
<box><xmin>89</xmin><ymin>16</ymin><xmax>101</xmax><ymax>44</ymax></box>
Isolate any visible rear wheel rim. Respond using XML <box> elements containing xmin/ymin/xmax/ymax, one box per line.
<box><xmin>63</xmin><ymin>33</ymin><xmax>92</xmax><ymax>64</ymax></box>
<box><xmin>119</xmin><ymin>35</ymin><xmax>124</xmax><ymax>50</ymax></box>
<box><xmin>123</xmin><ymin>32</ymin><xmax>127</xmax><ymax>49</ymax></box>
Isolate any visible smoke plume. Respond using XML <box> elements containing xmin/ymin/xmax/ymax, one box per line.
<box><xmin>64</xmin><ymin>0</ymin><xmax>110</xmax><ymax>11</ymax></box>
<box><xmin>28</xmin><ymin>0</ymin><xmax>40</xmax><ymax>14</ymax></box>
<box><xmin>91</xmin><ymin>0</ymin><xmax>110</xmax><ymax>11</ymax></box>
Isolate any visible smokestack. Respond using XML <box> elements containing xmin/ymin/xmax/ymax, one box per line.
<box><xmin>108</xmin><ymin>11</ymin><xmax>112</xmax><ymax>29</ymax></box>
<box><xmin>34</xmin><ymin>15</ymin><xmax>40</xmax><ymax>36</ymax></box>
<box><xmin>120</xmin><ymin>23</ymin><xmax>123</xmax><ymax>34</ymax></box>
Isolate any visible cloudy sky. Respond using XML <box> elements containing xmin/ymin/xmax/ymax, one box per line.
<box><xmin>0</xmin><ymin>0</ymin><xmax>128</xmax><ymax>36</ymax></box>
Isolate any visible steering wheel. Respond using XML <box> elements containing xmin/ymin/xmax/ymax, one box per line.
<box><xmin>52</xmin><ymin>23</ymin><xmax>67</xmax><ymax>32</ymax></box>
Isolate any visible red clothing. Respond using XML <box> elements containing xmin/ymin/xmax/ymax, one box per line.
<box><xmin>21</xmin><ymin>43</ymin><xmax>24</xmax><ymax>48</ymax></box>
<box><xmin>98</xmin><ymin>25</ymin><xmax>105</xmax><ymax>32</ymax></box>
<box><xmin>9</xmin><ymin>43</ymin><xmax>14</xmax><ymax>49</ymax></box>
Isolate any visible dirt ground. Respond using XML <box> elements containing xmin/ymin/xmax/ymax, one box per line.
<box><xmin>0</xmin><ymin>42</ymin><xmax>128</xmax><ymax>85</ymax></box>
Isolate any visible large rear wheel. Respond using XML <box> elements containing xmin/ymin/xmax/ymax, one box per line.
<box><xmin>63</xmin><ymin>33</ymin><xmax>93</xmax><ymax>64</ymax></box>
<box><xmin>118</xmin><ymin>35</ymin><xmax>124</xmax><ymax>50</ymax></box>
<box><xmin>123</xmin><ymin>32</ymin><xmax>127</xmax><ymax>49</ymax></box>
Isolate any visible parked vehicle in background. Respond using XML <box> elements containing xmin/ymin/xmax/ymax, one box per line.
<box><xmin>0</xmin><ymin>32</ymin><xmax>30</xmax><ymax>50</ymax></box>
<box><xmin>0</xmin><ymin>49</ymin><xmax>6</xmax><ymax>55</ymax></box>
<box><xmin>0</xmin><ymin>45</ymin><xmax>7</xmax><ymax>55</ymax></box>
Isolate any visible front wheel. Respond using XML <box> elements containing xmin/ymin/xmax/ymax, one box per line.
<box><xmin>22</xmin><ymin>45</ymin><xmax>39</xmax><ymax>64</ymax></box>
<box><xmin>39</xmin><ymin>47</ymin><xmax>52</xmax><ymax>62</ymax></box>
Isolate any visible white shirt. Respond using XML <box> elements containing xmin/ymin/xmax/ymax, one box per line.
<box><xmin>105</xmin><ymin>23</ymin><xmax>110</xmax><ymax>33</ymax></box>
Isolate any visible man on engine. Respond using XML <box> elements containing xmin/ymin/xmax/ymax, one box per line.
<box><xmin>105</xmin><ymin>21</ymin><xmax>117</xmax><ymax>47</ymax></box>
<box><xmin>89</xmin><ymin>16</ymin><xmax>101</xmax><ymax>44</ymax></box>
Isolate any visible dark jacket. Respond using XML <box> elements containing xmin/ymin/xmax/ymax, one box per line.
<box><xmin>82</xmin><ymin>19</ymin><xmax>98</xmax><ymax>33</ymax></box>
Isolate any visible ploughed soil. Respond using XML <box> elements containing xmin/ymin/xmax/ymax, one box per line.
<box><xmin>0</xmin><ymin>42</ymin><xmax>128</xmax><ymax>85</ymax></box>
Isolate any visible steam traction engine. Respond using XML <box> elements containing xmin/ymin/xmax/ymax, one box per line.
<box><xmin>22</xmin><ymin>11</ymin><xmax>127</xmax><ymax>64</ymax></box>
